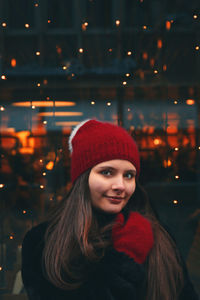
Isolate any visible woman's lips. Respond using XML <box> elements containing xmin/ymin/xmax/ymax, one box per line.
<box><xmin>105</xmin><ymin>195</ymin><xmax>124</xmax><ymax>204</ymax></box>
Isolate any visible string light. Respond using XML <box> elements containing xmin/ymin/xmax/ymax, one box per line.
<box><xmin>71</xmin><ymin>73</ymin><xmax>75</xmax><ymax>77</ymax></box>
<box><xmin>163</xmin><ymin>64</ymin><xmax>167</xmax><ymax>71</ymax></box>
<box><xmin>128</xmin><ymin>108</ymin><xmax>131</xmax><ymax>112</ymax></box>
<box><xmin>186</xmin><ymin>99</ymin><xmax>195</xmax><ymax>105</ymax></box>
<box><xmin>127</xmin><ymin>51</ymin><xmax>132</xmax><ymax>56</ymax></box>
<box><xmin>79</xmin><ymin>48</ymin><xmax>84</xmax><ymax>53</ymax></box>
<box><xmin>48</xmin><ymin>20</ymin><xmax>51</xmax><ymax>24</ymax></box>
<box><xmin>142</xmin><ymin>25</ymin><xmax>147</xmax><ymax>30</ymax></box>
<box><xmin>142</xmin><ymin>52</ymin><xmax>148</xmax><ymax>60</ymax></box>
<box><xmin>39</xmin><ymin>159</ymin><xmax>43</xmax><ymax>163</ymax></box>
<box><xmin>0</xmin><ymin>267</ymin><xmax>2</xmax><ymax>271</ymax></box>
<box><xmin>42</xmin><ymin>172</ymin><xmax>46</xmax><ymax>176</ymax></box>
<box><xmin>153</xmin><ymin>138</ymin><xmax>161</xmax><ymax>145</ymax></box>
<box><xmin>107</xmin><ymin>102</ymin><xmax>111</xmax><ymax>106</ymax></box>
<box><xmin>174</xmin><ymin>100</ymin><xmax>178</xmax><ymax>104</ymax></box>
<box><xmin>63</xmin><ymin>66</ymin><xmax>67</xmax><ymax>70</ymax></box>
<box><xmin>173</xmin><ymin>200</ymin><xmax>178</xmax><ymax>205</ymax></box>
<box><xmin>175</xmin><ymin>175</ymin><xmax>180</xmax><ymax>179</ymax></box>
<box><xmin>82</xmin><ymin>22</ymin><xmax>88</xmax><ymax>31</ymax></box>
<box><xmin>193</xmin><ymin>14</ymin><xmax>198</xmax><ymax>19</ymax></box>
<box><xmin>37</xmin><ymin>83</ymin><xmax>41</xmax><ymax>87</ymax></box>
<box><xmin>32</xmin><ymin>105</ymin><xmax>35</xmax><ymax>109</ymax></box>
<box><xmin>40</xmin><ymin>185</ymin><xmax>44</xmax><ymax>189</ymax></box>
<box><xmin>34</xmin><ymin>3</ymin><xmax>39</xmax><ymax>7</ymax></box>
<box><xmin>122</xmin><ymin>81</ymin><xmax>127</xmax><ymax>86</ymax></box>
<box><xmin>166</xmin><ymin>21</ymin><xmax>171</xmax><ymax>30</ymax></box>
<box><xmin>174</xmin><ymin>147</ymin><xmax>179</xmax><ymax>151</ymax></box>
<box><xmin>115</xmin><ymin>20</ymin><xmax>120</xmax><ymax>26</ymax></box>
<box><xmin>43</xmin><ymin>121</ymin><xmax>47</xmax><ymax>125</ymax></box>
<box><xmin>1</xmin><ymin>75</ymin><xmax>6</xmax><ymax>80</ymax></box>
<box><xmin>2</xmin><ymin>22</ymin><xmax>7</xmax><ymax>27</ymax></box>
<box><xmin>126</xmin><ymin>73</ymin><xmax>130</xmax><ymax>77</ymax></box>
<box><xmin>0</xmin><ymin>184</ymin><xmax>5</xmax><ymax>188</ymax></box>
<box><xmin>154</xmin><ymin>70</ymin><xmax>158</xmax><ymax>74</ymax></box>
<box><xmin>25</xmin><ymin>24</ymin><xmax>30</xmax><ymax>28</ymax></box>
<box><xmin>198</xmin><ymin>146</ymin><xmax>200</xmax><ymax>150</ymax></box>
<box><xmin>9</xmin><ymin>235</ymin><xmax>14</xmax><ymax>240</ymax></box>
<box><xmin>91</xmin><ymin>101</ymin><xmax>95</xmax><ymax>105</ymax></box>
<box><xmin>195</xmin><ymin>46</ymin><xmax>199</xmax><ymax>51</ymax></box>
<box><xmin>36</xmin><ymin>51</ymin><xmax>40</xmax><ymax>56</ymax></box>
<box><xmin>157</xmin><ymin>39</ymin><xmax>163</xmax><ymax>49</ymax></box>
<box><xmin>0</xmin><ymin>106</ymin><xmax>5</xmax><ymax>111</ymax></box>
<box><xmin>22</xmin><ymin>210</ymin><xmax>27</xmax><ymax>214</ymax></box>
<box><xmin>108</xmin><ymin>48</ymin><xmax>112</xmax><ymax>52</ymax></box>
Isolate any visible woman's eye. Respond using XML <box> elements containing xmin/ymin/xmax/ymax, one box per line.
<box><xmin>125</xmin><ymin>173</ymin><xmax>134</xmax><ymax>179</ymax></box>
<box><xmin>101</xmin><ymin>170</ymin><xmax>112</xmax><ymax>176</ymax></box>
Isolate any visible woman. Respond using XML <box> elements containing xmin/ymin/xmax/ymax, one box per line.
<box><xmin>21</xmin><ymin>119</ymin><xmax>199</xmax><ymax>300</ymax></box>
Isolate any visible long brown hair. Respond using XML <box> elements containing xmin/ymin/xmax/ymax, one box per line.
<box><xmin>43</xmin><ymin>171</ymin><xmax>184</xmax><ymax>299</ymax></box>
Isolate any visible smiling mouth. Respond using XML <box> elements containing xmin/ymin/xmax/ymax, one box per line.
<box><xmin>104</xmin><ymin>195</ymin><xmax>125</xmax><ymax>204</ymax></box>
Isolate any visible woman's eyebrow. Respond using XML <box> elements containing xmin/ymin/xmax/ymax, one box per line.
<box><xmin>97</xmin><ymin>166</ymin><xmax>136</xmax><ymax>173</ymax></box>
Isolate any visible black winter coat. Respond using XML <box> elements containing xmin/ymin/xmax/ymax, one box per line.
<box><xmin>21</xmin><ymin>222</ymin><xmax>199</xmax><ymax>300</ymax></box>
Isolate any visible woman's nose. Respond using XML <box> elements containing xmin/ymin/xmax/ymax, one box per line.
<box><xmin>111</xmin><ymin>176</ymin><xmax>125</xmax><ymax>191</ymax></box>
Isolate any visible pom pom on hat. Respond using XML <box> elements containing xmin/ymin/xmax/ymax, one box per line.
<box><xmin>69</xmin><ymin>119</ymin><xmax>140</xmax><ymax>183</ymax></box>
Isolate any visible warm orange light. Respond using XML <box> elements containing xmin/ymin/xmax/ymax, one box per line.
<box><xmin>173</xmin><ymin>200</ymin><xmax>178</xmax><ymax>204</ymax></box>
<box><xmin>1</xmin><ymin>75</ymin><xmax>6</xmax><ymax>80</ymax></box>
<box><xmin>25</xmin><ymin>23</ymin><xmax>30</xmax><ymax>28</ymax></box>
<box><xmin>175</xmin><ymin>175</ymin><xmax>179</xmax><ymax>179</ymax></box>
<box><xmin>0</xmin><ymin>267</ymin><xmax>2</xmax><ymax>271</ymax></box>
<box><xmin>142</xmin><ymin>52</ymin><xmax>148</xmax><ymax>60</ymax></box>
<box><xmin>82</xmin><ymin>22</ymin><xmax>88</xmax><ymax>31</ymax></box>
<box><xmin>186</xmin><ymin>99</ymin><xmax>195</xmax><ymax>105</ymax></box>
<box><xmin>2</xmin><ymin>23</ymin><xmax>7</xmax><ymax>27</ymax></box>
<box><xmin>163</xmin><ymin>159</ymin><xmax>172</xmax><ymax>168</ymax></box>
<box><xmin>48</xmin><ymin>20</ymin><xmax>51</xmax><ymax>23</ymax></box>
<box><xmin>19</xmin><ymin>147</ymin><xmax>34</xmax><ymax>154</ymax></box>
<box><xmin>0</xmin><ymin>106</ymin><xmax>5</xmax><ymax>111</ymax></box>
<box><xmin>127</xmin><ymin>51</ymin><xmax>132</xmax><ymax>56</ymax></box>
<box><xmin>153</xmin><ymin>138</ymin><xmax>161</xmax><ymax>145</ymax></box>
<box><xmin>115</xmin><ymin>20</ymin><xmax>120</xmax><ymax>26</ymax></box>
<box><xmin>79</xmin><ymin>48</ymin><xmax>84</xmax><ymax>53</ymax></box>
<box><xmin>193</xmin><ymin>14</ymin><xmax>198</xmax><ymax>19</ymax></box>
<box><xmin>166</xmin><ymin>21</ymin><xmax>171</xmax><ymax>30</ymax></box>
<box><xmin>174</xmin><ymin>147</ymin><xmax>179</xmax><ymax>151</ymax></box>
<box><xmin>195</xmin><ymin>46</ymin><xmax>199</xmax><ymax>50</ymax></box>
<box><xmin>56</xmin><ymin>46</ymin><xmax>62</xmax><ymax>54</ymax></box>
<box><xmin>107</xmin><ymin>102</ymin><xmax>111</xmax><ymax>106</ymax></box>
<box><xmin>123</xmin><ymin>81</ymin><xmax>127</xmax><ymax>86</ymax></box>
<box><xmin>40</xmin><ymin>185</ymin><xmax>44</xmax><ymax>189</ymax></box>
<box><xmin>39</xmin><ymin>112</ymin><xmax>83</xmax><ymax>117</ymax></box>
<box><xmin>0</xmin><ymin>184</ymin><xmax>4</xmax><ymax>188</ymax></box>
<box><xmin>36</xmin><ymin>51</ymin><xmax>40</xmax><ymax>56</ymax></box>
<box><xmin>154</xmin><ymin>70</ymin><xmax>158</xmax><ymax>74</ymax></box>
<box><xmin>150</xmin><ymin>58</ymin><xmax>155</xmax><ymax>67</ymax></box>
<box><xmin>12</xmin><ymin>101</ymin><xmax>76</xmax><ymax>107</ymax></box>
<box><xmin>11</xmin><ymin>58</ymin><xmax>17</xmax><ymax>67</ymax></box>
<box><xmin>23</xmin><ymin>210</ymin><xmax>27</xmax><ymax>214</ymax></box>
<box><xmin>126</xmin><ymin>73</ymin><xmax>130</xmax><ymax>77</ymax></box>
<box><xmin>9</xmin><ymin>236</ymin><xmax>14</xmax><ymax>240</ymax></box>
<box><xmin>108</xmin><ymin>48</ymin><xmax>112</xmax><ymax>52</ymax></box>
<box><xmin>157</xmin><ymin>39</ymin><xmax>162</xmax><ymax>49</ymax></box>
<box><xmin>46</xmin><ymin>161</ymin><xmax>54</xmax><ymax>170</ymax></box>
<box><xmin>142</xmin><ymin>25</ymin><xmax>147</xmax><ymax>30</ymax></box>
<box><xmin>163</xmin><ymin>64</ymin><xmax>167</xmax><ymax>71</ymax></box>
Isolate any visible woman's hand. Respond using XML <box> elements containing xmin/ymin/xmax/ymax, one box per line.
<box><xmin>112</xmin><ymin>212</ymin><xmax>154</xmax><ymax>264</ymax></box>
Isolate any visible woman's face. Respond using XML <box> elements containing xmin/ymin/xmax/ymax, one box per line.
<box><xmin>88</xmin><ymin>159</ymin><xmax>136</xmax><ymax>214</ymax></box>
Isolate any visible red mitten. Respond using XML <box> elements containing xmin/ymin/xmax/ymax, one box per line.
<box><xmin>112</xmin><ymin>212</ymin><xmax>154</xmax><ymax>264</ymax></box>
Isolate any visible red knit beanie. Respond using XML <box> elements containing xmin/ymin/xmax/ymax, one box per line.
<box><xmin>69</xmin><ymin>119</ymin><xmax>140</xmax><ymax>183</ymax></box>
